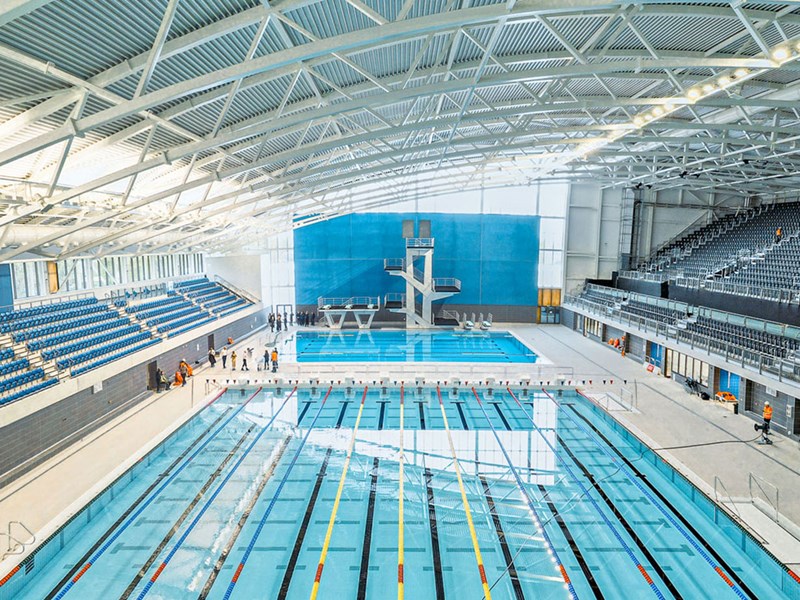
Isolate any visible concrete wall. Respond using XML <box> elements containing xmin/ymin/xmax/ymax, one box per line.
<box><xmin>205</xmin><ymin>255</ymin><xmax>262</xmax><ymax>299</ymax></box>
<box><xmin>564</xmin><ymin>184</ymin><xmax>623</xmax><ymax>294</ymax></box>
<box><xmin>0</xmin><ymin>310</ymin><xmax>266</xmax><ymax>489</ymax></box>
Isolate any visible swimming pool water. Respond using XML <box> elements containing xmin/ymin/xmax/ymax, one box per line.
<box><xmin>3</xmin><ymin>386</ymin><xmax>798</xmax><ymax>600</ymax></box>
<box><xmin>293</xmin><ymin>330</ymin><xmax>538</xmax><ymax>362</ymax></box>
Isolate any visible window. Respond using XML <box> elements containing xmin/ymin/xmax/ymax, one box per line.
<box><xmin>669</xmin><ymin>350</ymin><xmax>708</xmax><ymax>386</ymax></box>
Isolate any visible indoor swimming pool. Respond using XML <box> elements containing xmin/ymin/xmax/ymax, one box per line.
<box><xmin>293</xmin><ymin>330</ymin><xmax>538</xmax><ymax>363</ymax></box>
<box><xmin>2</xmin><ymin>385</ymin><xmax>797</xmax><ymax>600</ymax></box>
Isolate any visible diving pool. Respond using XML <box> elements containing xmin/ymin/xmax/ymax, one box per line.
<box><xmin>2</xmin><ymin>385</ymin><xmax>797</xmax><ymax>600</ymax></box>
<box><xmin>293</xmin><ymin>330</ymin><xmax>538</xmax><ymax>362</ymax></box>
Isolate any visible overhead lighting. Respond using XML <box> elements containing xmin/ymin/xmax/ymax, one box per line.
<box><xmin>772</xmin><ymin>46</ymin><xmax>790</xmax><ymax>62</ymax></box>
<box><xmin>664</xmin><ymin>102</ymin><xmax>675</xmax><ymax>111</ymax></box>
<box><xmin>687</xmin><ymin>88</ymin><xmax>701</xmax><ymax>100</ymax></box>
<box><xmin>717</xmin><ymin>76</ymin><xmax>731</xmax><ymax>87</ymax></box>
<box><xmin>734</xmin><ymin>67</ymin><xmax>749</xmax><ymax>79</ymax></box>
<box><xmin>652</xmin><ymin>106</ymin><xmax>664</xmax><ymax>117</ymax></box>
<box><xmin>633</xmin><ymin>116</ymin><xmax>645</xmax><ymax>127</ymax></box>
<box><xmin>702</xmin><ymin>83</ymin><xmax>715</xmax><ymax>94</ymax></box>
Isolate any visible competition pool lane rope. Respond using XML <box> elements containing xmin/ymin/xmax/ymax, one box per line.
<box><xmin>435</xmin><ymin>386</ymin><xmax>493</xmax><ymax>600</ymax></box>
<box><xmin>52</xmin><ymin>386</ymin><xmax>258</xmax><ymax>600</ymax></box>
<box><xmin>506</xmin><ymin>388</ymin><xmax>668</xmax><ymax>600</ymax></box>
<box><xmin>398</xmin><ymin>385</ymin><xmax>405</xmax><ymax>600</ymax></box>
<box><xmin>134</xmin><ymin>386</ymin><xmax>297</xmax><ymax>600</ymax></box>
<box><xmin>470</xmin><ymin>388</ymin><xmax>576</xmax><ymax>600</ymax></box>
<box><xmin>565</xmin><ymin>389</ymin><xmax>751</xmax><ymax>600</ymax></box>
<box><xmin>222</xmin><ymin>386</ymin><xmax>334</xmax><ymax>600</ymax></box>
<box><xmin>309</xmin><ymin>386</ymin><xmax>369</xmax><ymax>600</ymax></box>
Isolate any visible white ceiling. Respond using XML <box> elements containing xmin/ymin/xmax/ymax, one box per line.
<box><xmin>1</xmin><ymin>0</ymin><xmax>800</xmax><ymax>257</ymax></box>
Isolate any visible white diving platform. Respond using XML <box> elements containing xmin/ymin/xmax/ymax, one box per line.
<box><xmin>317</xmin><ymin>296</ymin><xmax>380</xmax><ymax>329</ymax></box>
<box><xmin>383</xmin><ymin>237</ymin><xmax>461</xmax><ymax>328</ymax></box>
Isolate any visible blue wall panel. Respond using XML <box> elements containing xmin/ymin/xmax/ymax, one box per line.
<box><xmin>294</xmin><ymin>213</ymin><xmax>539</xmax><ymax>306</ymax></box>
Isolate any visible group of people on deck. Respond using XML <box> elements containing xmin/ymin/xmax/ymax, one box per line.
<box><xmin>156</xmin><ymin>359</ymin><xmax>193</xmax><ymax>392</ymax></box>
<box><xmin>155</xmin><ymin>327</ymin><xmax>283</xmax><ymax>393</ymax></box>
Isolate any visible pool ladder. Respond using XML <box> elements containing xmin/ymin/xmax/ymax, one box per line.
<box><xmin>0</xmin><ymin>520</ymin><xmax>36</xmax><ymax>561</ymax></box>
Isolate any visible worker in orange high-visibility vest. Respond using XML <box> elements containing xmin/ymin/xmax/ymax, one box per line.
<box><xmin>763</xmin><ymin>401</ymin><xmax>773</xmax><ymax>435</ymax></box>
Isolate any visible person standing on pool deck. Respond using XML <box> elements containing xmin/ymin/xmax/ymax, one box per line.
<box><xmin>263</xmin><ymin>347</ymin><xmax>270</xmax><ymax>370</ymax></box>
<box><xmin>221</xmin><ymin>346</ymin><xmax>228</xmax><ymax>368</ymax></box>
<box><xmin>763</xmin><ymin>401</ymin><xmax>773</xmax><ymax>436</ymax></box>
<box><xmin>207</xmin><ymin>347</ymin><xmax>216</xmax><ymax>367</ymax></box>
<box><xmin>271</xmin><ymin>348</ymin><xmax>279</xmax><ymax>372</ymax></box>
<box><xmin>276</xmin><ymin>313</ymin><xmax>282</xmax><ymax>332</ymax></box>
<box><xmin>231</xmin><ymin>350</ymin><xmax>237</xmax><ymax>370</ymax></box>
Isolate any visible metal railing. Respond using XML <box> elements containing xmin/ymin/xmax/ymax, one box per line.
<box><xmin>212</xmin><ymin>275</ymin><xmax>260</xmax><ymax>304</ymax></box>
<box><xmin>433</xmin><ymin>277</ymin><xmax>461</xmax><ymax>290</ymax></box>
<box><xmin>676</xmin><ymin>277</ymin><xmax>800</xmax><ymax>305</ymax></box>
<box><xmin>749</xmin><ymin>473</ymin><xmax>780</xmax><ymax>524</ymax></box>
<box><xmin>565</xmin><ymin>293</ymin><xmax>800</xmax><ymax>385</ymax></box>
<box><xmin>317</xmin><ymin>296</ymin><xmax>380</xmax><ymax>309</ymax></box>
<box><xmin>384</xmin><ymin>292</ymin><xmax>406</xmax><ymax>305</ymax></box>
<box><xmin>406</xmin><ymin>237</ymin><xmax>434</xmax><ymax>248</ymax></box>
<box><xmin>0</xmin><ymin>521</ymin><xmax>35</xmax><ymax>561</ymax></box>
<box><xmin>713</xmin><ymin>476</ymin><xmax>743</xmax><ymax>523</ymax></box>
<box><xmin>383</xmin><ymin>258</ymin><xmax>405</xmax><ymax>270</ymax></box>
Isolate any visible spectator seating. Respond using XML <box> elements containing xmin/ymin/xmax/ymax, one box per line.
<box><xmin>573</xmin><ymin>285</ymin><xmax>798</xmax><ymax>362</ymax></box>
<box><xmin>0</xmin><ymin>275</ymin><xmax>257</xmax><ymax>406</ymax></box>
<box><xmin>70</xmin><ymin>338</ymin><xmax>160</xmax><ymax>377</ymax></box>
<box><xmin>174</xmin><ymin>277</ymin><xmax>253</xmax><ymax>319</ymax></box>
<box><xmin>634</xmin><ymin>202</ymin><xmax>800</xmax><ymax>289</ymax></box>
<box><xmin>0</xmin><ymin>297</ymin><xmax>96</xmax><ymax>323</ymax></box>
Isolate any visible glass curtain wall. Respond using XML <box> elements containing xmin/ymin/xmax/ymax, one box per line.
<box><xmin>10</xmin><ymin>253</ymin><xmax>204</xmax><ymax>299</ymax></box>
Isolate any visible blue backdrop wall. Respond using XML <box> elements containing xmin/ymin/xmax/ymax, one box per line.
<box><xmin>294</xmin><ymin>213</ymin><xmax>540</xmax><ymax>306</ymax></box>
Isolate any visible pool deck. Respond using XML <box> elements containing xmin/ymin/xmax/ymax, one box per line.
<box><xmin>2</xmin><ymin>323</ymin><xmax>799</xmax><ymax>575</ymax></box>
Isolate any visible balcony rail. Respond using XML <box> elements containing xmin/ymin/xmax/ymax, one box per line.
<box><xmin>434</xmin><ymin>277</ymin><xmax>461</xmax><ymax>290</ymax></box>
<box><xmin>406</xmin><ymin>237</ymin><xmax>434</xmax><ymax>248</ymax></box>
<box><xmin>384</xmin><ymin>293</ymin><xmax>406</xmax><ymax>305</ymax></box>
<box><xmin>675</xmin><ymin>277</ymin><xmax>800</xmax><ymax>305</ymax></box>
<box><xmin>318</xmin><ymin>296</ymin><xmax>380</xmax><ymax>309</ymax></box>
<box><xmin>564</xmin><ymin>293</ymin><xmax>800</xmax><ymax>385</ymax></box>
<box><xmin>383</xmin><ymin>258</ymin><xmax>405</xmax><ymax>269</ymax></box>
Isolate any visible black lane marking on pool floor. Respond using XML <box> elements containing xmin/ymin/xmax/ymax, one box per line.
<box><xmin>43</xmin><ymin>405</ymin><xmax>235</xmax><ymax>600</ymax></box>
<box><xmin>297</xmin><ymin>401</ymin><xmax>313</xmax><ymax>425</ymax></box>
<box><xmin>121</xmin><ymin>424</ymin><xmax>255</xmax><ymax>598</ymax></box>
<box><xmin>377</xmin><ymin>401</ymin><xmax>388</xmax><ymax>430</ymax></box>
<box><xmin>336</xmin><ymin>401</ymin><xmax>351</xmax><ymax>428</ymax></box>
<box><xmin>454</xmin><ymin>402</ymin><xmax>469</xmax><ymax>430</ymax></box>
<box><xmin>479</xmin><ymin>475</ymin><xmax>524</xmax><ymax>600</ymax></box>
<box><xmin>357</xmin><ymin>457</ymin><xmax>380</xmax><ymax>600</ymax></box>
<box><xmin>537</xmin><ymin>483</ymin><xmax>605</xmax><ymax>600</ymax></box>
<box><xmin>278</xmin><ymin>447</ymin><xmax>334</xmax><ymax>599</ymax></box>
<box><xmin>568</xmin><ymin>406</ymin><xmax>756</xmax><ymax>599</ymax></box>
<box><xmin>490</xmin><ymin>402</ymin><xmax>512</xmax><ymax>431</ymax></box>
<box><xmin>197</xmin><ymin>434</ymin><xmax>293</xmax><ymax>599</ymax></box>
<box><xmin>424</xmin><ymin>468</ymin><xmax>446</xmax><ymax>600</ymax></box>
<box><xmin>557</xmin><ymin>435</ymin><xmax>684</xmax><ymax>600</ymax></box>
<box><xmin>417</xmin><ymin>401</ymin><xmax>427</xmax><ymax>429</ymax></box>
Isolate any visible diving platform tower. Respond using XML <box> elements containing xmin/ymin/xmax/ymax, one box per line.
<box><xmin>383</xmin><ymin>220</ymin><xmax>461</xmax><ymax>328</ymax></box>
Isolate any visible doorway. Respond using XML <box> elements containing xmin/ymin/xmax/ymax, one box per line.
<box><xmin>276</xmin><ymin>303</ymin><xmax>294</xmax><ymax>326</ymax></box>
<box><xmin>207</xmin><ymin>334</ymin><xmax>215</xmax><ymax>351</ymax></box>
<box><xmin>147</xmin><ymin>361</ymin><xmax>158</xmax><ymax>391</ymax></box>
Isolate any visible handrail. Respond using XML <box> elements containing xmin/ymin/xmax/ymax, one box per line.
<box><xmin>1</xmin><ymin>520</ymin><xmax>36</xmax><ymax>559</ymax></box>
<box><xmin>713</xmin><ymin>476</ymin><xmax>743</xmax><ymax>523</ymax></box>
<box><xmin>749</xmin><ymin>473</ymin><xmax>780</xmax><ymax>523</ymax></box>
<box><xmin>564</xmin><ymin>293</ymin><xmax>800</xmax><ymax>385</ymax></box>
<box><xmin>211</xmin><ymin>275</ymin><xmax>260</xmax><ymax>304</ymax></box>
<box><xmin>384</xmin><ymin>258</ymin><xmax>405</xmax><ymax>269</ymax></box>
<box><xmin>406</xmin><ymin>237</ymin><xmax>434</xmax><ymax>248</ymax></box>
